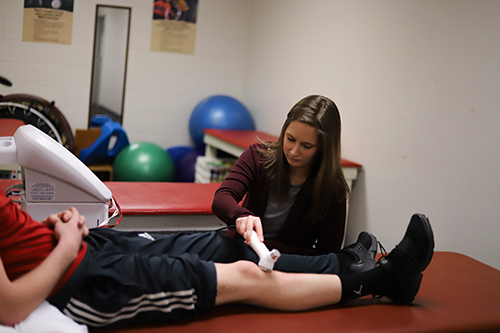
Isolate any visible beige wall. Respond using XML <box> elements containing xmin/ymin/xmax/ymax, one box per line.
<box><xmin>0</xmin><ymin>0</ymin><xmax>251</xmax><ymax>146</ymax></box>
<box><xmin>244</xmin><ymin>0</ymin><xmax>500</xmax><ymax>269</ymax></box>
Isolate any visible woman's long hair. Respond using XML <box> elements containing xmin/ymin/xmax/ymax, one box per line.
<box><xmin>259</xmin><ymin>95</ymin><xmax>349</xmax><ymax>221</ymax></box>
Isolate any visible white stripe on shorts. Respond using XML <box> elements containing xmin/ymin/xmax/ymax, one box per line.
<box><xmin>63</xmin><ymin>289</ymin><xmax>198</xmax><ymax>327</ymax></box>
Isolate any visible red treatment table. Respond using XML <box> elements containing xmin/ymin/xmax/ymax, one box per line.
<box><xmin>201</xmin><ymin>129</ymin><xmax>363</xmax><ymax>189</ymax></box>
<box><xmin>89</xmin><ymin>251</ymin><xmax>500</xmax><ymax>333</ymax></box>
<box><xmin>202</xmin><ymin>128</ymin><xmax>362</xmax><ymax>168</ymax></box>
<box><xmin>0</xmin><ymin>179</ymin><xmax>225</xmax><ymax>232</ymax></box>
<box><xmin>105</xmin><ymin>181</ymin><xmax>225</xmax><ymax>232</ymax></box>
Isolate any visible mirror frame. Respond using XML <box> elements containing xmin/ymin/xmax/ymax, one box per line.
<box><xmin>88</xmin><ymin>5</ymin><xmax>131</xmax><ymax>126</ymax></box>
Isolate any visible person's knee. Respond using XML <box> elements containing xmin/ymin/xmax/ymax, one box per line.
<box><xmin>232</xmin><ymin>260</ymin><xmax>265</xmax><ymax>280</ymax></box>
<box><xmin>215</xmin><ymin>260</ymin><xmax>268</xmax><ymax>305</ymax></box>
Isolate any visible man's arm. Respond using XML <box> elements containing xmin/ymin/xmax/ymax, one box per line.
<box><xmin>0</xmin><ymin>208</ymin><xmax>85</xmax><ymax>326</ymax></box>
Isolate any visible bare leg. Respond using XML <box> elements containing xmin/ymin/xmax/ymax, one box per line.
<box><xmin>214</xmin><ymin>214</ymin><xmax>435</xmax><ymax>309</ymax></box>
<box><xmin>215</xmin><ymin>261</ymin><xmax>342</xmax><ymax>311</ymax></box>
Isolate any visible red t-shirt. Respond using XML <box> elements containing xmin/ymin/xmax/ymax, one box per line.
<box><xmin>0</xmin><ymin>192</ymin><xmax>87</xmax><ymax>296</ymax></box>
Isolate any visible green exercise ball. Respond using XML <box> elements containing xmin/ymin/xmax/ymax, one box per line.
<box><xmin>113</xmin><ymin>142</ymin><xmax>174</xmax><ymax>182</ymax></box>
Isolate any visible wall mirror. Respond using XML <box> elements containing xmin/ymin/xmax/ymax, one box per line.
<box><xmin>88</xmin><ymin>5</ymin><xmax>131</xmax><ymax>125</ymax></box>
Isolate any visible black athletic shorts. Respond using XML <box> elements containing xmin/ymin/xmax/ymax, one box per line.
<box><xmin>49</xmin><ymin>228</ymin><xmax>340</xmax><ymax>327</ymax></box>
<box><xmin>50</xmin><ymin>229</ymin><xmax>220</xmax><ymax>328</ymax></box>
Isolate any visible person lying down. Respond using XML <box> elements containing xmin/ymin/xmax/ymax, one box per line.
<box><xmin>0</xmin><ymin>189</ymin><xmax>434</xmax><ymax>328</ymax></box>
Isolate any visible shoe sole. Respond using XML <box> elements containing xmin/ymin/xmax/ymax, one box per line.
<box><xmin>395</xmin><ymin>272</ymin><xmax>423</xmax><ymax>305</ymax></box>
<box><xmin>410</xmin><ymin>213</ymin><xmax>435</xmax><ymax>273</ymax></box>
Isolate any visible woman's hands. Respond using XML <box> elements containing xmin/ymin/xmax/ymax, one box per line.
<box><xmin>236</xmin><ymin>215</ymin><xmax>264</xmax><ymax>244</ymax></box>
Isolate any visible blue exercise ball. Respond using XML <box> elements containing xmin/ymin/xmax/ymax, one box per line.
<box><xmin>166</xmin><ymin>145</ymin><xmax>196</xmax><ymax>167</ymax></box>
<box><xmin>189</xmin><ymin>95</ymin><xmax>255</xmax><ymax>150</ymax></box>
<box><xmin>175</xmin><ymin>150</ymin><xmax>199</xmax><ymax>182</ymax></box>
<box><xmin>113</xmin><ymin>142</ymin><xmax>174</xmax><ymax>182</ymax></box>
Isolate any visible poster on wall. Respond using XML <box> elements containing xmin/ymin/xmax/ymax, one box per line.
<box><xmin>151</xmin><ymin>0</ymin><xmax>199</xmax><ymax>54</ymax></box>
<box><xmin>22</xmin><ymin>0</ymin><xmax>74</xmax><ymax>45</ymax></box>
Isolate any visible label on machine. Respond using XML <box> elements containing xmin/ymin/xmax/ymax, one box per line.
<box><xmin>28</xmin><ymin>182</ymin><xmax>55</xmax><ymax>201</ymax></box>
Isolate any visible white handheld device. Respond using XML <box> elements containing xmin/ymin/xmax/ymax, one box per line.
<box><xmin>245</xmin><ymin>230</ymin><xmax>281</xmax><ymax>272</ymax></box>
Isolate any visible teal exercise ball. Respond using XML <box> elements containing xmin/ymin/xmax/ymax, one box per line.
<box><xmin>113</xmin><ymin>142</ymin><xmax>174</xmax><ymax>182</ymax></box>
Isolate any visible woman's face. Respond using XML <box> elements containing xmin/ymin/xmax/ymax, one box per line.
<box><xmin>283</xmin><ymin>120</ymin><xmax>319</xmax><ymax>172</ymax></box>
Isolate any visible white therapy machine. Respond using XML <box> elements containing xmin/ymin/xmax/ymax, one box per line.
<box><xmin>0</xmin><ymin>125</ymin><xmax>112</xmax><ymax>228</ymax></box>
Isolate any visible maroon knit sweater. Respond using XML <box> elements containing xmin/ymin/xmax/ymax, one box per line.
<box><xmin>212</xmin><ymin>143</ymin><xmax>346</xmax><ymax>255</ymax></box>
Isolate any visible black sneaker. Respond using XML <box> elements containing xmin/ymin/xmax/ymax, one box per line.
<box><xmin>376</xmin><ymin>213</ymin><xmax>435</xmax><ymax>304</ymax></box>
<box><xmin>342</xmin><ymin>231</ymin><xmax>378</xmax><ymax>274</ymax></box>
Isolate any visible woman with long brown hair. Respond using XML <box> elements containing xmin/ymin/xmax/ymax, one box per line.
<box><xmin>212</xmin><ymin>95</ymin><xmax>359</xmax><ymax>256</ymax></box>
